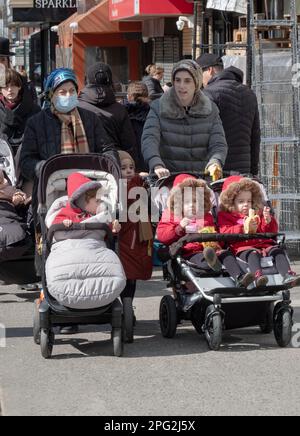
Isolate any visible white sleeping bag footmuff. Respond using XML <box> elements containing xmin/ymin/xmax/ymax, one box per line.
<box><xmin>46</xmin><ymin>238</ymin><xmax>126</xmax><ymax>309</ymax></box>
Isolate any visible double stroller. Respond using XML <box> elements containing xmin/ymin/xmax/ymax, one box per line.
<box><xmin>151</xmin><ymin>173</ymin><xmax>295</xmax><ymax>351</ymax></box>
<box><xmin>33</xmin><ymin>154</ymin><xmax>131</xmax><ymax>358</ymax></box>
<box><xmin>0</xmin><ymin>139</ymin><xmax>38</xmax><ymax>286</ymax></box>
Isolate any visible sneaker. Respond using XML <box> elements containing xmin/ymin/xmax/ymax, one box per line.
<box><xmin>236</xmin><ymin>272</ymin><xmax>255</xmax><ymax>288</ymax></box>
<box><xmin>59</xmin><ymin>325</ymin><xmax>79</xmax><ymax>335</ymax></box>
<box><xmin>203</xmin><ymin>247</ymin><xmax>222</xmax><ymax>272</ymax></box>
<box><xmin>282</xmin><ymin>273</ymin><xmax>300</xmax><ymax>288</ymax></box>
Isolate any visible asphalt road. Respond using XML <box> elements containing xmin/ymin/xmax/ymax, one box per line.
<box><xmin>1</xmin><ymin>263</ymin><xmax>300</xmax><ymax>416</ymax></box>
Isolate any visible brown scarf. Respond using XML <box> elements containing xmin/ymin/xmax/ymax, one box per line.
<box><xmin>52</xmin><ymin>106</ymin><xmax>89</xmax><ymax>154</ymax></box>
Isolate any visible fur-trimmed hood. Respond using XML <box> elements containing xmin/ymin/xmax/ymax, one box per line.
<box><xmin>159</xmin><ymin>87</ymin><xmax>212</xmax><ymax>119</ymax></box>
<box><xmin>168</xmin><ymin>177</ymin><xmax>212</xmax><ymax>215</ymax></box>
<box><xmin>219</xmin><ymin>177</ymin><xmax>264</xmax><ymax>213</ymax></box>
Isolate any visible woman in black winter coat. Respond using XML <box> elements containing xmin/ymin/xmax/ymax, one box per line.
<box><xmin>78</xmin><ymin>62</ymin><xmax>136</xmax><ymax>155</ymax></box>
<box><xmin>142</xmin><ymin>64</ymin><xmax>164</xmax><ymax>101</ymax></box>
<box><xmin>125</xmin><ymin>81</ymin><xmax>150</xmax><ymax>172</ymax></box>
<box><xmin>0</xmin><ymin>69</ymin><xmax>40</xmax><ymax>155</ymax></box>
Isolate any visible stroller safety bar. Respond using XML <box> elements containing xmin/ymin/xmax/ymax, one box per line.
<box><xmin>170</xmin><ymin>233</ymin><xmax>285</xmax><ymax>258</ymax></box>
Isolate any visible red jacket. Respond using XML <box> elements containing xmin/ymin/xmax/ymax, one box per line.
<box><xmin>157</xmin><ymin>210</ymin><xmax>215</xmax><ymax>257</ymax></box>
<box><xmin>218</xmin><ymin>210</ymin><xmax>278</xmax><ymax>254</ymax></box>
<box><xmin>119</xmin><ymin>175</ymin><xmax>153</xmax><ymax>280</ymax></box>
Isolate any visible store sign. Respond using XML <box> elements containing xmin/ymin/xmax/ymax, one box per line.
<box><xmin>34</xmin><ymin>0</ymin><xmax>78</xmax><ymax>7</ymax></box>
<box><xmin>206</xmin><ymin>0</ymin><xmax>247</xmax><ymax>14</ymax></box>
<box><xmin>109</xmin><ymin>0</ymin><xmax>193</xmax><ymax>20</ymax></box>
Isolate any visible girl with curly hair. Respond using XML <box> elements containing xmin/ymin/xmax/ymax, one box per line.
<box><xmin>219</xmin><ymin>175</ymin><xmax>300</xmax><ymax>287</ymax></box>
<box><xmin>157</xmin><ymin>174</ymin><xmax>255</xmax><ymax>288</ymax></box>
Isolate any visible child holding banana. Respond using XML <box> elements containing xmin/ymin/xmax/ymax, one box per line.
<box><xmin>218</xmin><ymin>175</ymin><xmax>300</xmax><ymax>288</ymax></box>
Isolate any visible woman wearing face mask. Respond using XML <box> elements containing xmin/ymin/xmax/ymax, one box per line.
<box><xmin>142</xmin><ymin>60</ymin><xmax>228</xmax><ymax>180</ymax></box>
<box><xmin>20</xmin><ymin>68</ymin><xmax>118</xmax><ymax>220</ymax></box>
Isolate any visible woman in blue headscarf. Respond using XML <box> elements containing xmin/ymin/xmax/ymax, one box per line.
<box><xmin>19</xmin><ymin>68</ymin><xmax>118</xmax><ymax>217</ymax></box>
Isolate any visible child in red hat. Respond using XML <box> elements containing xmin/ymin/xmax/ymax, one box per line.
<box><xmin>219</xmin><ymin>175</ymin><xmax>300</xmax><ymax>287</ymax></box>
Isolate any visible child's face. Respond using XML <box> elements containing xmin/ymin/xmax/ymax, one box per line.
<box><xmin>85</xmin><ymin>196</ymin><xmax>99</xmax><ymax>215</ymax></box>
<box><xmin>121</xmin><ymin>159</ymin><xmax>135</xmax><ymax>180</ymax></box>
<box><xmin>234</xmin><ymin>190</ymin><xmax>252</xmax><ymax>216</ymax></box>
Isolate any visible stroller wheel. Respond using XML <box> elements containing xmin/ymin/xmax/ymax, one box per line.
<box><xmin>274</xmin><ymin>306</ymin><xmax>292</xmax><ymax>347</ymax></box>
<box><xmin>33</xmin><ymin>299</ymin><xmax>41</xmax><ymax>345</ymax></box>
<box><xmin>159</xmin><ymin>295</ymin><xmax>177</xmax><ymax>338</ymax></box>
<box><xmin>112</xmin><ymin>328</ymin><xmax>124</xmax><ymax>357</ymax></box>
<box><xmin>204</xmin><ymin>305</ymin><xmax>222</xmax><ymax>351</ymax></box>
<box><xmin>260</xmin><ymin>303</ymin><xmax>274</xmax><ymax>334</ymax></box>
<box><xmin>40</xmin><ymin>329</ymin><xmax>55</xmax><ymax>359</ymax></box>
<box><xmin>123</xmin><ymin>298</ymin><xmax>134</xmax><ymax>343</ymax></box>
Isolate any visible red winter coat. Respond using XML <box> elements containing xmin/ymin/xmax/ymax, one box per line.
<box><xmin>218</xmin><ymin>210</ymin><xmax>278</xmax><ymax>255</ymax></box>
<box><xmin>119</xmin><ymin>175</ymin><xmax>153</xmax><ymax>280</ymax></box>
<box><xmin>157</xmin><ymin>210</ymin><xmax>215</xmax><ymax>257</ymax></box>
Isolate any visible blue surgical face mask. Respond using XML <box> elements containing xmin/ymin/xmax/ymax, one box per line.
<box><xmin>53</xmin><ymin>94</ymin><xmax>78</xmax><ymax>113</ymax></box>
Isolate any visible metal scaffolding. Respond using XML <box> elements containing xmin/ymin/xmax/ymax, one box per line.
<box><xmin>249</xmin><ymin>0</ymin><xmax>300</xmax><ymax>254</ymax></box>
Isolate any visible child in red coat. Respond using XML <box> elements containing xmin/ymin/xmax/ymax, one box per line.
<box><xmin>157</xmin><ymin>174</ymin><xmax>255</xmax><ymax>287</ymax></box>
<box><xmin>219</xmin><ymin>175</ymin><xmax>300</xmax><ymax>287</ymax></box>
<box><xmin>118</xmin><ymin>151</ymin><xmax>153</xmax><ymax>320</ymax></box>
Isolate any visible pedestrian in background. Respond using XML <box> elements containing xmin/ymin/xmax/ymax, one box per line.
<box><xmin>197</xmin><ymin>53</ymin><xmax>261</xmax><ymax>176</ymax></box>
<box><xmin>142</xmin><ymin>64</ymin><xmax>165</xmax><ymax>101</ymax></box>
<box><xmin>78</xmin><ymin>62</ymin><xmax>136</xmax><ymax>155</ymax></box>
<box><xmin>126</xmin><ymin>81</ymin><xmax>150</xmax><ymax>172</ymax></box>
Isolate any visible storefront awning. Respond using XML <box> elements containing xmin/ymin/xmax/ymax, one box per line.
<box><xmin>109</xmin><ymin>0</ymin><xmax>194</xmax><ymax>21</ymax></box>
<box><xmin>58</xmin><ymin>0</ymin><xmax>141</xmax><ymax>46</ymax></box>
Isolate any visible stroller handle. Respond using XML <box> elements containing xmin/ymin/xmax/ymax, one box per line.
<box><xmin>47</xmin><ymin>223</ymin><xmax>114</xmax><ymax>246</ymax></box>
<box><xmin>169</xmin><ymin>232</ymin><xmax>285</xmax><ymax>258</ymax></box>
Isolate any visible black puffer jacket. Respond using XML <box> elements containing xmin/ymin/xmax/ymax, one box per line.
<box><xmin>0</xmin><ymin>85</ymin><xmax>40</xmax><ymax>154</ymax></box>
<box><xmin>142</xmin><ymin>76</ymin><xmax>164</xmax><ymax>101</ymax></box>
<box><xmin>78</xmin><ymin>85</ymin><xmax>136</xmax><ymax>152</ymax></box>
<box><xmin>203</xmin><ymin>67</ymin><xmax>261</xmax><ymax>175</ymax></box>
<box><xmin>125</xmin><ymin>101</ymin><xmax>150</xmax><ymax>171</ymax></box>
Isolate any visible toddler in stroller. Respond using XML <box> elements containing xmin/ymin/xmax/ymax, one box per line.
<box><xmin>156</xmin><ymin>173</ymin><xmax>296</xmax><ymax>350</ymax></box>
<box><xmin>33</xmin><ymin>154</ymin><xmax>128</xmax><ymax>358</ymax></box>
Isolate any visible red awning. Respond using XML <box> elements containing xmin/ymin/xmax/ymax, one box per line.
<box><xmin>109</xmin><ymin>0</ymin><xmax>194</xmax><ymax>21</ymax></box>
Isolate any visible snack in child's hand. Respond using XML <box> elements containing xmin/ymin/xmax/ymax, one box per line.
<box><xmin>244</xmin><ymin>208</ymin><xmax>260</xmax><ymax>234</ymax></box>
<box><xmin>199</xmin><ymin>226</ymin><xmax>221</xmax><ymax>250</ymax></box>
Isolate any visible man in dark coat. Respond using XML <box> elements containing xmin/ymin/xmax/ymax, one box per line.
<box><xmin>78</xmin><ymin>62</ymin><xmax>136</xmax><ymax>154</ymax></box>
<box><xmin>197</xmin><ymin>54</ymin><xmax>261</xmax><ymax>176</ymax></box>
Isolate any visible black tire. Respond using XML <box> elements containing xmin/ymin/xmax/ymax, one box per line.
<box><xmin>112</xmin><ymin>328</ymin><xmax>123</xmax><ymax>357</ymax></box>
<box><xmin>204</xmin><ymin>305</ymin><xmax>222</xmax><ymax>351</ymax></box>
<box><xmin>123</xmin><ymin>298</ymin><xmax>134</xmax><ymax>343</ymax></box>
<box><xmin>159</xmin><ymin>295</ymin><xmax>177</xmax><ymax>338</ymax></box>
<box><xmin>40</xmin><ymin>329</ymin><xmax>54</xmax><ymax>359</ymax></box>
<box><xmin>260</xmin><ymin>303</ymin><xmax>274</xmax><ymax>334</ymax></box>
<box><xmin>33</xmin><ymin>299</ymin><xmax>41</xmax><ymax>345</ymax></box>
<box><xmin>274</xmin><ymin>308</ymin><xmax>292</xmax><ymax>347</ymax></box>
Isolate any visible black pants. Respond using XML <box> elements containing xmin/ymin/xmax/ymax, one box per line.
<box><xmin>189</xmin><ymin>250</ymin><xmax>245</xmax><ymax>279</ymax></box>
<box><xmin>238</xmin><ymin>246</ymin><xmax>291</xmax><ymax>276</ymax></box>
<box><xmin>121</xmin><ymin>279</ymin><xmax>137</xmax><ymax>300</ymax></box>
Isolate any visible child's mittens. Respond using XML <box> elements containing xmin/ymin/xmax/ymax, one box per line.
<box><xmin>199</xmin><ymin>226</ymin><xmax>221</xmax><ymax>250</ymax></box>
<box><xmin>244</xmin><ymin>208</ymin><xmax>260</xmax><ymax>234</ymax></box>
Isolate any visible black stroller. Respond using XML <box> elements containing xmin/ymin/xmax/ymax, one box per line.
<box><xmin>33</xmin><ymin>154</ymin><xmax>130</xmax><ymax>358</ymax></box>
<box><xmin>0</xmin><ymin>138</ymin><xmax>38</xmax><ymax>286</ymax></box>
<box><xmin>152</xmin><ymin>173</ymin><xmax>295</xmax><ymax>350</ymax></box>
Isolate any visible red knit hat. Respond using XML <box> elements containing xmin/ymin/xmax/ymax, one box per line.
<box><xmin>222</xmin><ymin>175</ymin><xmax>244</xmax><ymax>193</ymax></box>
<box><xmin>173</xmin><ymin>174</ymin><xmax>197</xmax><ymax>187</ymax></box>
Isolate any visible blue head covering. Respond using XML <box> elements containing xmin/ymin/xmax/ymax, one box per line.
<box><xmin>43</xmin><ymin>68</ymin><xmax>78</xmax><ymax>108</ymax></box>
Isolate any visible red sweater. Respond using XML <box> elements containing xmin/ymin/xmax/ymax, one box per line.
<box><xmin>157</xmin><ymin>210</ymin><xmax>215</xmax><ymax>257</ymax></box>
<box><xmin>218</xmin><ymin>210</ymin><xmax>278</xmax><ymax>254</ymax></box>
